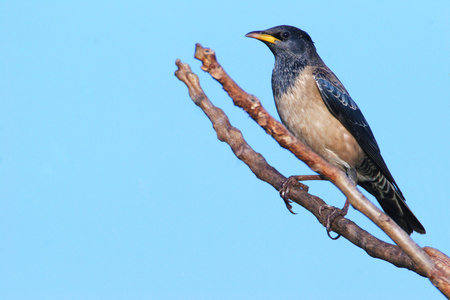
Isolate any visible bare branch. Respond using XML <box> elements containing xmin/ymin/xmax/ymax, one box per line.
<box><xmin>175</xmin><ymin>44</ymin><xmax>450</xmax><ymax>297</ymax></box>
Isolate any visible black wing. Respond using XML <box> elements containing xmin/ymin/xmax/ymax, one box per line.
<box><xmin>313</xmin><ymin>69</ymin><xmax>402</xmax><ymax>196</ymax></box>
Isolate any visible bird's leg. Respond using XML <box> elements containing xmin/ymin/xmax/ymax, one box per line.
<box><xmin>319</xmin><ymin>168</ymin><xmax>357</xmax><ymax>239</ymax></box>
<box><xmin>279</xmin><ymin>175</ymin><xmax>327</xmax><ymax>214</ymax></box>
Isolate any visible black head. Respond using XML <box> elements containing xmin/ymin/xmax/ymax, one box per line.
<box><xmin>246</xmin><ymin>25</ymin><xmax>317</xmax><ymax>60</ymax></box>
<box><xmin>246</xmin><ymin>26</ymin><xmax>323</xmax><ymax>98</ymax></box>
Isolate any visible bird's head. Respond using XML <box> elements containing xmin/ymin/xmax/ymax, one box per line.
<box><xmin>246</xmin><ymin>25</ymin><xmax>316</xmax><ymax>59</ymax></box>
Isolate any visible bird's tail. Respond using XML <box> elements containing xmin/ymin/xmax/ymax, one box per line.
<box><xmin>357</xmin><ymin>159</ymin><xmax>425</xmax><ymax>235</ymax></box>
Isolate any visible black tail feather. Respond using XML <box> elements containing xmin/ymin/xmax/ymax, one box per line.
<box><xmin>357</xmin><ymin>158</ymin><xmax>425</xmax><ymax>235</ymax></box>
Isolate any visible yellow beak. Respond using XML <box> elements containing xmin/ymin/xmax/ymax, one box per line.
<box><xmin>245</xmin><ymin>31</ymin><xmax>280</xmax><ymax>44</ymax></box>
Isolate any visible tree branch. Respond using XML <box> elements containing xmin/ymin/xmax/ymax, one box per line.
<box><xmin>174</xmin><ymin>44</ymin><xmax>450</xmax><ymax>297</ymax></box>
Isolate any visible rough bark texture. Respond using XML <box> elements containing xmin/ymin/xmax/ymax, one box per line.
<box><xmin>174</xmin><ymin>45</ymin><xmax>450</xmax><ymax>298</ymax></box>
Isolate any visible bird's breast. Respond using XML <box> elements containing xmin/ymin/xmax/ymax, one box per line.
<box><xmin>273</xmin><ymin>66</ymin><xmax>365</xmax><ymax>170</ymax></box>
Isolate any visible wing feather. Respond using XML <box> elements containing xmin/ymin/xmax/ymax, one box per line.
<box><xmin>313</xmin><ymin>69</ymin><xmax>403</xmax><ymax>197</ymax></box>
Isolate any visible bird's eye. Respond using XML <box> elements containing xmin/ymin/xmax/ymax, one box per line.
<box><xmin>281</xmin><ymin>32</ymin><xmax>290</xmax><ymax>39</ymax></box>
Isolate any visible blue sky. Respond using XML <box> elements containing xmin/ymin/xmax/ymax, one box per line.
<box><xmin>1</xmin><ymin>1</ymin><xmax>449</xmax><ymax>299</ymax></box>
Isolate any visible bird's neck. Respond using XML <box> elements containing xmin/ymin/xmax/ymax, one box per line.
<box><xmin>272</xmin><ymin>52</ymin><xmax>323</xmax><ymax>99</ymax></box>
<box><xmin>272</xmin><ymin>54</ymin><xmax>307</xmax><ymax>99</ymax></box>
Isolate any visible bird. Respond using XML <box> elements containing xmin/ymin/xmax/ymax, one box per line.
<box><xmin>246</xmin><ymin>25</ymin><xmax>425</xmax><ymax>235</ymax></box>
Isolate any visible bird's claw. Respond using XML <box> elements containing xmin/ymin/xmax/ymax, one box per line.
<box><xmin>279</xmin><ymin>176</ymin><xmax>309</xmax><ymax>214</ymax></box>
<box><xmin>283</xmin><ymin>199</ymin><xmax>296</xmax><ymax>215</ymax></box>
<box><xmin>318</xmin><ymin>201</ymin><xmax>350</xmax><ymax>240</ymax></box>
<box><xmin>318</xmin><ymin>203</ymin><xmax>332</xmax><ymax>216</ymax></box>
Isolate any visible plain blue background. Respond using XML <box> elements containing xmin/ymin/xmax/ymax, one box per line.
<box><xmin>1</xmin><ymin>1</ymin><xmax>449</xmax><ymax>299</ymax></box>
